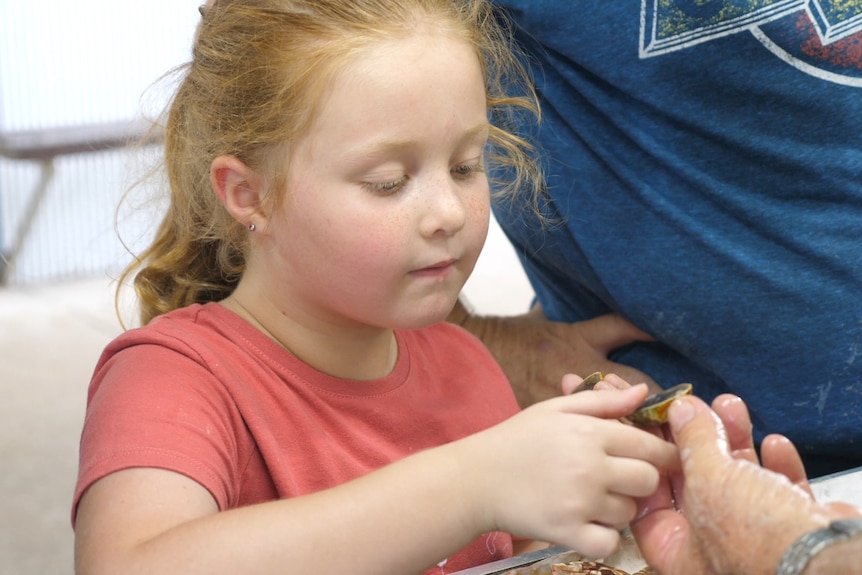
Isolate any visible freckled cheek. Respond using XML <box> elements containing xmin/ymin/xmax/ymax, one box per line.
<box><xmin>327</xmin><ymin>219</ymin><xmax>407</xmax><ymax>278</ymax></box>
<box><xmin>467</xmin><ymin>194</ymin><xmax>491</xmax><ymax>249</ymax></box>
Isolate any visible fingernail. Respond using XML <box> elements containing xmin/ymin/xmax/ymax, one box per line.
<box><xmin>714</xmin><ymin>394</ymin><xmax>743</xmax><ymax>410</ymax></box>
<box><xmin>669</xmin><ymin>398</ymin><xmax>694</xmax><ymax>430</ymax></box>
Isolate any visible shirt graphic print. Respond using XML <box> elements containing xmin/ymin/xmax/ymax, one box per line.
<box><xmin>641</xmin><ymin>0</ymin><xmax>862</xmax><ymax>85</ymax></box>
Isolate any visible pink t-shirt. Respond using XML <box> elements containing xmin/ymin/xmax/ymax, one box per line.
<box><xmin>73</xmin><ymin>303</ymin><xmax>521</xmax><ymax>573</ymax></box>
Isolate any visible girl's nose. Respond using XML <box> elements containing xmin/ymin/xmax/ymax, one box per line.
<box><xmin>419</xmin><ymin>176</ymin><xmax>468</xmax><ymax>238</ymax></box>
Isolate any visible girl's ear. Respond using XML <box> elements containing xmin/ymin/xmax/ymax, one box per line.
<box><xmin>210</xmin><ymin>155</ymin><xmax>265</xmax><ymax>227</ymax></box>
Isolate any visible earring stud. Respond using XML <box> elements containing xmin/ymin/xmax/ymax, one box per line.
<box><xmin>247</xmin><ymin>223</ymin><xmax>256</xmax><ymax>232</ymax></box>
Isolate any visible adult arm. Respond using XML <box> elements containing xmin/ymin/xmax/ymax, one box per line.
<box><xmin>448</xmin><ymin>299</ymin><xmax>659</xmax><ymax>406</ymax></box>
<box><xmin>804</xmin><ymin>535</ymin><xmax>862</xmax><ymax>574</ymax></box>
<box><xmin>74</xmin><ymin>385</ymin><xmax>678</xmax><ymax>575</ymax></box>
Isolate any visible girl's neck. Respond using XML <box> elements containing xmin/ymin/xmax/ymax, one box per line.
<box><xmin>220</xmin><ymin>290</ymin><xmax>398</xmax><ymax>381</ymax></box>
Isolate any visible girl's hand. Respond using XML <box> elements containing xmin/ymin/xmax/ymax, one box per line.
<box><xmin>561</xmin><ymin>371</ymin><xmax>635</xmax><ymax>395</ymax></box>
<box><xmin>453</xmin><ymin>385</ymin><xmax>678</xmax><ymax>558</ymax></box>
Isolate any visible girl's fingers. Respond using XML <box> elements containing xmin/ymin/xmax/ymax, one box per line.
<box><xmin>594</xmin><ymin>373</ymin><xmax>632</xmax><ymax>391</ymax></box>
<box><xmin>561</xmin><ymin>373</ymin><xmax>587</xmax><ymax>395</ymax></box>
<box><xmin>591</xmin><ymin>492</ymin><xmax>638</xmax><ymax>530</ymax></box>
<box><xmin>603</xmin><ymin>456</ymin><xmax>663</xmax><ymax>499</ymax></box>
<box><xmin>550</xmin><ymin>384</ymin><xmax>650</xmax><ymax>419</ymax></box>
<box><xmin>567</xmin><ymin>522</ymin><xmax>622</xmax><ymax>560</ymax></box>
<box><xmin>602</xmin><ymin>424</ymin><xmax>680</xmax><ymax>473</ymax></box>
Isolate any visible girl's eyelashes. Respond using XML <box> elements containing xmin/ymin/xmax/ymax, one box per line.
<box><xmin>363</xmin><ymin>175</ymin><xmax>409</xmax><ymax>196</ymax></box>
<box><xmin>453</xmin><ymin>159</ymin><xmax>485</xmax><ymax>179</ymax></box>
<box><xmin>360</xmin><ymin>159</ymin><xmax>485</xmax><ymax>196</ymax></box>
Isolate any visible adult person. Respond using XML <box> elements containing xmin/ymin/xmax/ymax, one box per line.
<box><xmin>452</xmin><ymin>0</ymin><xmax>862</xmax><ymax>477</ymax></box>
<box><xmin>631</xmin><ymin>392</ymin><xmax>862</xmax><ymax>575</ymax></box>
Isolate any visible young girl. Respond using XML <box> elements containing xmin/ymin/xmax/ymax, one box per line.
<box><xmin>72</xmin><ymin>2</ymin><xmax>676</xmax><ymax>574</ymax></box>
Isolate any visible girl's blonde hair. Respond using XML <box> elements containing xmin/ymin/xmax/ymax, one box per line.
<box><xmin>121</xmin><ymin>0</ymin><xmax>542</xmax><ymax>326</ymax></box>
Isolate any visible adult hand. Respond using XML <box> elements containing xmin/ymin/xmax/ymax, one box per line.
<box><xmin>448</xmin><ymin>299</ymin><xmax>658</xmax><ymax>406</ymax></box>
<box><xmin>709</xmin><ymin>393</ymin><xmax>808</xmax><ymax>490</ymax></box>
<box><xmin>630</xmin><ymin>395</ymin><xmax>856</xmax><ymax>575</ymax></box>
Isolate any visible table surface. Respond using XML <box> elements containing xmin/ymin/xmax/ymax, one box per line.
<box><xmin>811</xmin><ymin>465</ymin><xmax>862</xmax><ymax>507</ymax></box>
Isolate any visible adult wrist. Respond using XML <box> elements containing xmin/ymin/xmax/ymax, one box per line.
<box><xmin>447</xmin><ymin>300</ymin><xmax>505</xmax><ymax>345</ymax></box>
<box><xmin>776</xmin><ymin>517</ymin><xmax>862</xmax><ymax>575</ymax></box>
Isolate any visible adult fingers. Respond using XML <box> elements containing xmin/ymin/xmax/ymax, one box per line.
<box><xmin>578</xmin><ymin>313</ymin><xmax>656</xmax><ymax>353</ymax></box>
<box><xmin>633</xmin><ymin>478</ymin><xmax>673</xmax><ymax>526</ymax></box>
<box><xmin>825</xmin><ymin>501</ymin><xmax>862</xmax><ymax>519</ymax></box>
<box><xmin>630</xmin><ymin>505</ymin><xmax>691</xmax><ymax>575</ymax></box>
<box><xmin>574</xmin><ymin>314</ymin><xmax>660</xmax><ymax>391</ymax></box>
<box><xmin>667</xmin><ymin>395</ymin><xmax>731</xmax><ymax>470</ymax></box>
<box><xmin>711</xmin><ymin>394</ymin><xmax>757</xmax><ymax>464</ymax></box>
<box><xmin>760</xmin><ymin>433</ymin><xmax>811</xmax><ymax>495</ymax></box>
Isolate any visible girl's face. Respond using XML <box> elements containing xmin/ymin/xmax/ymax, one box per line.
<box><xmin>259</xmin><ymin>29</ymin><xmax>491</xmax><ymax>331</ymax></box>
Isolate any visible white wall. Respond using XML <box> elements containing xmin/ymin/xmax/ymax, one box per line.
<box><xmin>0</xmin><ymin>1</ymin><xmax>199</xmax><ymax>284</ymax></box>
<box><xmin>0</xmin><ymin>1</ymin><xmax>200</xmax><ymax>129</ymax></box>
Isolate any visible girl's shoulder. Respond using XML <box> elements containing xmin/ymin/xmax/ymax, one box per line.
<box><xmin>104</xmin><ymin>302</ymin><xmax>262</xmax><ymax>358</ymax></box>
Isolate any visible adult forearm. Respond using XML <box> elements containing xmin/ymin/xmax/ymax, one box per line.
<box><xmin>801</xmin><ymin>522</ymin><xmax>862</xmax><ymax>575</ymax></box>
<box><xmin>448</xmin><ymin>298</ymin><xmax>564</xmax><ymax>405</ymax></box>
<box><xmin>447</xmin><ymin>298</ymin><xmax>660</xmax><ymax>405</ymax></box>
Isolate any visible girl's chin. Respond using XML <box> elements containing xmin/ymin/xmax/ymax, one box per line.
<box><xmin>393</xmin><ymin>302</ymin><xmax>459</xmax><ymax>330</ymax></box>
<box><xmin>394</xmin><ymin>313</ymin><xmax>451</xmax><ymax>331</ymax></box>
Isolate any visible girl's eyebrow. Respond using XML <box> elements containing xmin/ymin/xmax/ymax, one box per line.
<box><xmin>349</xmin><ymin>120</ymin><xmax>491</xmax><ymax>160</ymax></box>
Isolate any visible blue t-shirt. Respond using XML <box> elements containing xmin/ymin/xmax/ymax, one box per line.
<box><xmin>493</xmin><ymin>0</ymin><xmax>862</xmax><ymax>476</ymax></box>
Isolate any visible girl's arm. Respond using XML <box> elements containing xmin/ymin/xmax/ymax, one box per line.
<box><xmin>75</xmin><ymin>385</ymin><xmax>677</xmax><ymax>575</ymax></box>
<box><xmin>75</xmin><ymin>444</ymin><xmax>483</xmax><ymax>575</ymax></box>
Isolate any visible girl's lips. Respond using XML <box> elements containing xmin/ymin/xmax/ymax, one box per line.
<box><xmin>411</xmin><ymin>258</ymin><xmax>457</xmax><ymax>277</ymax></box>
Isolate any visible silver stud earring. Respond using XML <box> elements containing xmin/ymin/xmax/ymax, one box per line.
<box><xmin>247</xmin><ymin>223</ymin><xmax>256</xmax><ymax>232</ymax></box>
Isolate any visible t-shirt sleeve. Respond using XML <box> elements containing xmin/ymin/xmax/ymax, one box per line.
<box><xmin>71</xmin><ymin>342</ymin><xmax>245</xmax><ymax>526</ymax></box>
